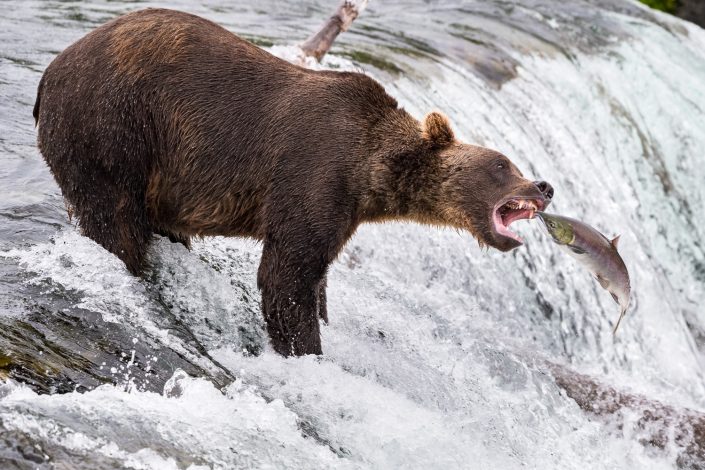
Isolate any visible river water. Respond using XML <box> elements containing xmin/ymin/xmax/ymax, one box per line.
<box><xmin>1</xmin><ymin>1</ymin><xmax>705</xmax><ymax>469</ymax></box>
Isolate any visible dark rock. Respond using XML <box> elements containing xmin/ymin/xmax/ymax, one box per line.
<box><xmin>676</xmin><ymin>0</ymin><xmax>705</xmax><ymax>28</ymax></box>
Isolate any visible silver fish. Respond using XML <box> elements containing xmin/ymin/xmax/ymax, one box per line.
<box><xmin>536</xmin><ymin>212</ymin><xmax>631</xmax><ymax>334</ymax></box>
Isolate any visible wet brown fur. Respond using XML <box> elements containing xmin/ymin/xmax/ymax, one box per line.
<box><xmin>34</xmin><ymin>9</ymin><xmax>548</xmax><ymax>356</ymax></box>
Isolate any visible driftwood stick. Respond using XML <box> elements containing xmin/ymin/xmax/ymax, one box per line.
<box><xmin>299</xmin><ymin>0</ymin><xmax>368</xmax><ymax>62</ymax></box>
<box><xmin>548</xmin><ymin>362</ymin><xmax>705</xmax><ymax>468</ymax></box>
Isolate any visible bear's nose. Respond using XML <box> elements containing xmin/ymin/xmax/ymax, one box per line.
<box><xmin>534</xmin><ymin>180</ymin><xmax>554</xmax><ymax>201</ymax></box>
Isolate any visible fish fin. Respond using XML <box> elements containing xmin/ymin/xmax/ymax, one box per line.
<box><xmin>594</xmin><ymin>274</ymin><xmax>610</xmax><ymax>290</ymax></box>
<box><xmin>612</xmin><ymin>307</ymin><xmax>627</xmax><ymax>335</ymax></box>
<box><xmin>569</xmin><ymin>245</ymin><xmax>587</xmax><ymax>255</ymax></box>
<box><xmin>610</xmin><ymin>292</ymin><xmax>619</xmax><ymax>304</ymax></box>
<box><xmin>611</xmin><ymin>235</ymin><xmax>620</xmax><ymax>249</ymax></box>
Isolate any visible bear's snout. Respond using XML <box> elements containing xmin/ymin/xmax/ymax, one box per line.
<box><xmin>533</xmin><ymin>180</ymin><xmax>554</xmax><ymax>205</ymax></box>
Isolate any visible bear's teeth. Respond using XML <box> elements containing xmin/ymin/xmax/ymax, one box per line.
<box><xmin>521</xmin><ymin>200</ymin><xmax>538</xmax><ymax>211</ymax></box>
<box><xmin>505</xmin><ymin>199</ymin><xmax>541</xmax><ymax>211</ymax></box>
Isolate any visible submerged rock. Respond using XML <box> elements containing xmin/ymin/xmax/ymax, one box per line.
<box><xmin>0</xmin><ymin>258</ymin><xmax>235</xmax><ymax>395</ymax></box>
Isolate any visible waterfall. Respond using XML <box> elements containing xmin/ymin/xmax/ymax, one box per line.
<box><xmin>1</xmin><ymin>1</ymin><xmax>704</xmax><ymax>468</ymax></box>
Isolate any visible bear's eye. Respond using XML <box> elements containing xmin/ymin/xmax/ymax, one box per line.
<box><xmin>496</xmin><ymin>161</ymin><xmax>506</xmax><ymax>170</ymax></box>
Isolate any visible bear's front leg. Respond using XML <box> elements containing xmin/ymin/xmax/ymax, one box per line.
<box><xmin>257</xmin><ymin>240</ymin><xmax>326</xmax><ymax>356</ymax></box>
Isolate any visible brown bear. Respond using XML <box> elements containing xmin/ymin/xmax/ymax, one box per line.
<box><xmin>34</xmin><ymin>8</ymin><xmax>553</xmax><ymax>357</ymax></box>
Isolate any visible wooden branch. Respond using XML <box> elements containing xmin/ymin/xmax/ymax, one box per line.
<box><xmin>299</xmin><ymin>0</ymin><xmax>368</xmax><ymax>62</ymax></box>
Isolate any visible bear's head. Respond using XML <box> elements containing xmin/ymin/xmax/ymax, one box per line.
<box><xmin>423</xmin><ymin>112</ymin><xmax>553</xmax><ymax>252</ymax></box>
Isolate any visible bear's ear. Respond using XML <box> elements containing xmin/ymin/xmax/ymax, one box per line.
<box><xmin>422</xmin><ymin>112</ymin><xmax>455</xmax><ymax>148</ymax></box>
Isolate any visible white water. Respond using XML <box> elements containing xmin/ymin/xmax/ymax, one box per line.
<box><xmin>2</xmin><ymin>1</ymin><xmax>705</xmax><ymax>469</ymax></box>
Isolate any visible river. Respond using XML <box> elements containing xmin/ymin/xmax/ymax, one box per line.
<box><xmin>1</xmin><ymin>1</ymin><xmax>705</xmax><ymax>468</ymax></box>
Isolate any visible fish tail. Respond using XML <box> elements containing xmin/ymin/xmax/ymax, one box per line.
<box><xmin>612</xmin><ymin>307</ymin><xmax>627</xmax><ymax>335</ymax></box>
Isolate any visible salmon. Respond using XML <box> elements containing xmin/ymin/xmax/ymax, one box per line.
<box><xmin>536</xmin><ymin>212</ymin><xmax>631</xmax><ymax>334</ymax></box>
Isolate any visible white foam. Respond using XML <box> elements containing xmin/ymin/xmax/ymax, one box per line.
<box><xmin>0</xmin><ymin>376</ymin><xmax>351</xmax><ymax>469</ymax></box>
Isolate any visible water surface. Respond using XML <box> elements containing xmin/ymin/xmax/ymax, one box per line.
<box><xmin>1</xmin><ymin>1</ymin><xmax>705</xmax><ymax>468</ymax></box>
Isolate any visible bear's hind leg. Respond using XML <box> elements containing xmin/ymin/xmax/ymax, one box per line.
<box><xmin>317</xmin><ymin>275</ymin><xmax>328</xmax><ymax>324</ymax></box>
<box><xmin>155</xmin><ymin>229</ymin><xmax>192</xmax><ymax>250</ymax></box>
<box><xmin>77</xmin><ymin>191</ymin><xmax>152</xmax><ymax>276</ymax></box>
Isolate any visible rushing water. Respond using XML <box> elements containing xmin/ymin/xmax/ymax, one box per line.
<box><xmin>2</xmin><ymin>0</ymin><xmax>705</xmax><ymax>469</ymax></box>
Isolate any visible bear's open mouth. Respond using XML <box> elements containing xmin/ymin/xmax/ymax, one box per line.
<box><xmin>492</xmin><ymin>198</ymin><xmax>544</xmax><ymax>243</ymax></box>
